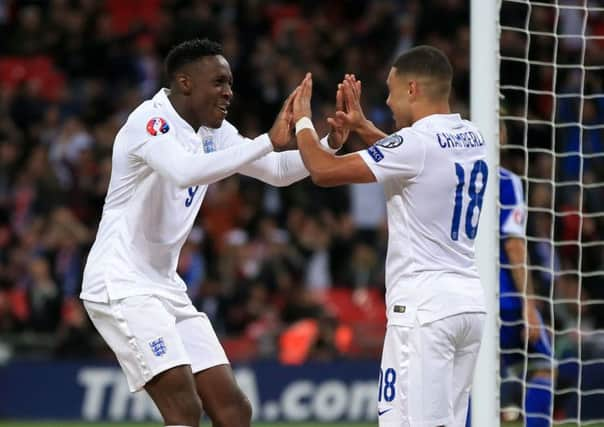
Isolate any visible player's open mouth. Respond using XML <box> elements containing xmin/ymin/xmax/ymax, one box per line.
<box><xmin>217</xmin><ymin>105</ymin><xmax>228</xmax><ymax>115</ymax></box>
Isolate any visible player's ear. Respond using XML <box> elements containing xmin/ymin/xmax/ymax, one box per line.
<box><xmin>408</xmin><ymin>79</ymin><xmax>419</xmax><ymax>101</ymax></box>
<box><xmin>175</xmin><ymin>73</ymin><xmax>192</xmax><ymax>95</ymax></box>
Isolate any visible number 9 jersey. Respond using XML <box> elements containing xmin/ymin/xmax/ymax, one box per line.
<box><xmin>358</xmin><ymin>113</ymin><xmax>488</xmax><ymax>327</ymax></box>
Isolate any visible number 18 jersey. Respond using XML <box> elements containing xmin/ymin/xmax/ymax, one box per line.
<box><xmin>358</xmin><ymin>114</ymin><xmax>488</xmax><ymax>326</ymax></box>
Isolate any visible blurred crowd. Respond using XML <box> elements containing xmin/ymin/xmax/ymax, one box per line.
<box><xmin>0</xmin><ymin>0</ymin><xmax>603</xmax><ymax>371</ymax></box>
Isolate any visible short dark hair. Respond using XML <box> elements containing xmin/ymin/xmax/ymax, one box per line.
<box><xmin>392</xmin><ymin>46</ymin><xmax>453</xmax><ymax>99</ymax></box>
<box><xmin>165</xmin><ymin>38</ymin><xmax>223</xmax><ymax>81</ymax></box>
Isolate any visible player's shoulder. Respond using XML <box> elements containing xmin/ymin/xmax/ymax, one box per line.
<box><xmin>375</xmin><ymin>128</ymin><xmax>408</xmax><ymax>149</ymax></box>
<box><xmin>414</xmin><ymin>113</ymin><xmax>482</xmax><ymax>141</ymax></box>
<box><xmin>413</xmin><ymin>113</ymin><xmax>469</xmax><ymax>129</ymax></box>
<box><xmin>460</xmin><ymin>117</ymin><xmax>480</xmax><ymax>130</ymax></box>
<box><xmin>365</xmin><ymin>128</ymin><xmax>419</xmax><ymax>163</ymax></box>
<box><xmin>499</xmin><ymin>167</ymin><xmax>522</xmax><ymax>185</ymax></box>
<box><xmin>499</xmin><ymin>167</ymin><xmax>523</xmax><ymax>201</ymax></box>
<box><xmin>124</xmin><ymin>95</ymin><xmax>173</xmax><ymax>139</ymax></box>
<box><xmin>126</xmin><ymin>99</ymin><xmax>156</xmax><ymax>126</ymax></box>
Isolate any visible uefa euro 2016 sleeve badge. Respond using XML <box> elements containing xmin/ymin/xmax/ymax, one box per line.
<box><xmin>146</xmin><ymin>117</ymin><xmax>170</xmax><ymax>136</ymax></box>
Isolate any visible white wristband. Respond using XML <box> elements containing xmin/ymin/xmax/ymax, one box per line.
<box><xmin>295</xmin><ymin>117</ymin><xmax>315</xmax><ymax>135</ymax></box>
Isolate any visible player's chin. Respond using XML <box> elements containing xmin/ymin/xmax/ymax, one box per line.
<box><xmin>205</xmin><ymin>116</ymin><xmax>224</xmax><ymax>129</ymax></box>
<box><xmin>209</xmin><ymin>119</ymin><xmax>224</xmax><ymax>128</ymax></box>
<box><xmin>209</xmin><ymin>110</ymin><xmax>227</xmax><ymax>128</ymax></box>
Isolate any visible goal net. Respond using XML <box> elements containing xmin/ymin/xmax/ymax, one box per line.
<box><xmin>498</xmin><ymin>0</ymin><xmax>604</xmax><ymax>425</ymax></box>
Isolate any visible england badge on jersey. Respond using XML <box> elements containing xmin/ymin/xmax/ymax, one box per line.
<box><xmin>146</xmin><ymin>117</ymin><xmax>170</xmax><ymax>136</ymax></box>
<box><xmin>202</xmin><ymin>136</ymin><xmax>216</xmax><ymax>153</ymax></box>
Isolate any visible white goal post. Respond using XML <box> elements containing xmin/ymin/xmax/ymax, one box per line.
<box><xmin>471</xmin><ymin>0</ymin><xmax>500</xmax><ymax>425</ymax></box>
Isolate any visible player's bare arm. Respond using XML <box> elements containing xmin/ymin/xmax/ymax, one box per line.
<box><xmin>504</xmin><ymin>236</ymin><xmax>542</xmax><ymax>343</ymax></box>
<box><xmin>292</xmin><ymin>73</ymin><xmax>376</xmax><ymax>187</ymax></box>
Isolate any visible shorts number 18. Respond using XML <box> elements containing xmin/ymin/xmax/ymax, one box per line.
<box><xmin>378</xmin><ymin>368</ymin><xmax>396</xmax><ymax>402</ymax></box>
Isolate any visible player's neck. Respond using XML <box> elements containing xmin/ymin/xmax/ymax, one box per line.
<box><xmin>412</xmin><ymin>101</ymin><xmax>451</xmax><ymax>124</ymax></box>
<box><xmin>168</xmin><ymin>92</ymin><xmax>201</xmax><ymax>130</ymax></box>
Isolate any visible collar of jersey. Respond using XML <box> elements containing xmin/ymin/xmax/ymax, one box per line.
<box><xmin>153</xmin><ymin>88</ymin><xmax>199</xmax><ymax>135</ymax></box>
<box><xmin>413</xmin><ymin>113</ymin><xmax>462</xmax><ymax>128</ymax></box>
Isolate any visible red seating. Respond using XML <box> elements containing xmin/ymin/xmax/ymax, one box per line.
<box><xmin>319</xmin><ymin>288</ymin><xmax>387</xmax><ymax>324</ymax></box>
<box><xmin>222</xmin><ymin>336</ymin><xmax>259</xmax><ymax>362</ymax></box>
<box><xmin>317</xmin><ymin>288</ymin><xmax>387</xmax><ymax>357</ymax></box>
<box><xmin>0</xmin><ymin>56</ymin><xmax>65</xmax><ymax>101</ymax></box>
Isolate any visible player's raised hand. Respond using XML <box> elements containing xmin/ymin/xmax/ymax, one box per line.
<box><xmin>268</xmin><ymin>86</ymin><xmax>299</xmax><ymax>150</ymax></box>
<box><xmin>292</xmin><ymin>73</ymin><xmax>313</xmax><ymax>122</ymax></box>
<box><xmin>335</xmin><ymin>74</ymin><xmax>368</xmax><ymax>132</ymax></box>
<box><xmin>325</xmin><ymin>82</ymin><xmax>350</xmax><ymax>150</ymax></box>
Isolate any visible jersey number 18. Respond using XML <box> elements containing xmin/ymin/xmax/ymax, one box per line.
<box><xmin>450</xmin><ymin>160</ymin><xmax>488</xmax><ymax>241</ymax></box>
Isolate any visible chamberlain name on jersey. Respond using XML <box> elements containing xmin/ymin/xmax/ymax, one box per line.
<box><xmin>359</xmin><ymin>114</ymin><xmax>488</xmax><ymax>326</ymax></box>
<box><xmin>437</xmin><ymin>130</ymin><xmax>485</xmax><ymax>149</ymax></box>
<box><xmin>80</xmin><ymin>89</ymin><xmax>310</xmax><ymax>304</ymax></box>
<box><xmin>499</xmin><ymin>167</ymin><xmax>526</xmax><ymax>312</ymax></box>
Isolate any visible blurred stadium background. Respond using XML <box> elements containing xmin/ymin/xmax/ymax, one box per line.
<box><xmin>0</xmin><ymin>0</ymin><xmax>603</xmax><ymax>425</ymax></box>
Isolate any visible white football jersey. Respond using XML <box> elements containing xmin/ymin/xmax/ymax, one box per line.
<box><xmin>80</xmin><ymin>89</ymin><xmax>308</xmax><ymax>303</ymax></box>
<box><xmin>359</xmin><ymin>114</ymin><xmax>488</xmax><ymax>325</ymax></box>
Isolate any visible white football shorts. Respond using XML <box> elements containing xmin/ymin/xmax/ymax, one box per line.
<box><xmin>84</xmin><ymin>295</ymin><xmax>229</xmax><ymax>392</ymax></box>
<box><xmin>378</xmin><ymin>312</ymin><xmax>485</xmax><ymax>427</ymax></box>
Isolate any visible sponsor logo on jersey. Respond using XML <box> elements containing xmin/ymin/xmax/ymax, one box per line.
<box><xmin>203</xmin><ymin>136</ymin><xmax>216</xmax><ymax>153</ymax></box>
<box><xmin>367</xmin><ymin>145</ymin><xmax>384</xmax><ymax>162</ymax></box>
<box><xmin>146</xmin><ymin>117</ymin><xmax>170</xmax><ymax>136</ymax></box>
<box><xmin>376</xmin><ymin>134</ymin><xmax>404</xmax><ymax>149</ymax></box>
<box><xmin>378</xmin><ymin>408</ymin><xmax>392</xmax><ymax>416</ymax></box>
<box><xmin>149</xmin><ymin>337</ymin><xmax>167</xmax><ymax>356</ymax></box>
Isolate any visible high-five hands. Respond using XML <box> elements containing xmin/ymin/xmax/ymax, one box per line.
<box><xmin>268</xmin><ymin>86</ymin><xmax>300</xmax><ymax>150</ymax></box>
<box><xmin>292</xmin><ymin>73</ymin><xmax>313</xmax><ymax>123</ymax></box>
<box><xmin>335</xmin><ymin>74</ymin><xmax>387</xmax><ymax>145</ymax></box>
<box><xmin>325</xmin><ymin>76</ymin><xmax>354</xmax><ymax>150</ymax></box>
<box><xmin>333</xmin><ymin>74</ymin><xmax>367</xmax><ymax>132</ymax></box>
<box><xmin>286</xmin><ymin>72</ymin><xmax>379</xmax><ymax>150</ymax></box>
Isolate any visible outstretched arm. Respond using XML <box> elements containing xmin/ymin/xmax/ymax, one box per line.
<box><xmin>234</xmin><ymin>85</ymin><xmax>341</xmax><ymax>186</ymax></box>
<box><xmin>292</xmin><ymin>73</ymin><xmax>376</xmax><ymax>187</ymax></box>
<box><xmin>140</xmin><ymin>132</ymin><xmax>273</xmax><ymax>188</ymax></box>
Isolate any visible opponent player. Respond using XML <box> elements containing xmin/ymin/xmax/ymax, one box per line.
<box><xmin>499</xmin><ymin>121</ymin><xmax>553</xmax><ymax>427</ymax></box>
<box><xmin>292</xmin><ymin>46</ymin><xmax>488</xmax><ymax>426</ymax></box>
<box><xmin>79</xmin><ymin>39</ymin><xmax>342</xmax><ymax>427</ymax></box>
